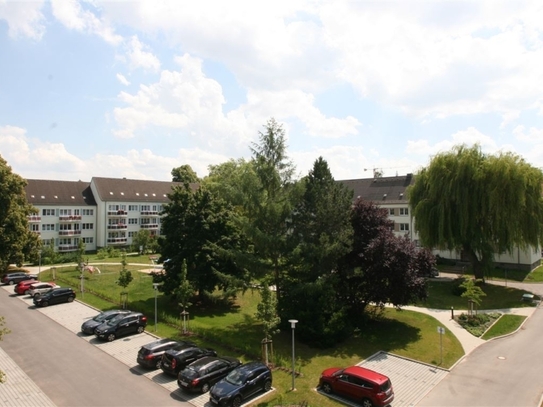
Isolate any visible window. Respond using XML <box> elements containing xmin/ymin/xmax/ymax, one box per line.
<box><xmin>389</xmin><ymin>208</ymin><xmax>395</xmax><ymax>215</ymax></box>
<box><xmin>82</xmin><ymin>237</ymin><xmax>94</xmax><ymax>243</ymax></box>
<box><xmin>82</xmin><ymin>223</ymin><xmax>94</xmax><ymax>230</ymax></box>
<box><xmin>42</xmin><ymin>209</ymin><xmax>55</xmax><ymax>216</ymax></box>
<box><xmin>82</xmin><ymin>209</ymin><xmax>94</xmax><ymax>216</ymax></box>
<box><xmin>400</xmin><ymin>207</ymin><xmax>409</xmax><ymax>215</ymax></box>
<box><xmin>400</xmin><ymin>223</ymin><xmax>409</xmax><ymax>231</ymax></box>
<box><xmin>59</xmin><ymin>224</ymin><xmax>72</xmax><ymax>231</ymax></box>
<box><xmin>59</xmin><ymin>238</ymin><xmax>72</xmax><ymax>245</ymax></box>
<box><xmin>74</xmin><ymin>209</ymin><xmax>80</xmax><ymax>215</ymax></box>
<box><xmin>59</xmin><ymin>209</ymin><xmax>71</xmax><ymax>216</ymax></box>
<box><xmin>42</xmin><ymin>224</ymin><xmax>55</xmax><ymax>231</ymax></box>
<box><xmin>108</xmin><ymin>204</ymin><xmax>126</xmax><ymax>211</ymax></box>
<box><xmin>31</xmin><ymin>224</ymin><xmax>40</xmax><ymax>232</ymax></box>
<box><xmin>128</xmin><ymin>218</ymin><xmax>138</xmax><ymax>224</ymax></box>
<box><xmin>128</xmin><ymin>231</ymin><xmax>136</xmax><ymax>237</ymax></box>
<box><xmin>141</xmin><ymin>205</ymin><xmax>151</xmax><ymax>211</ymax></box>
<box><xmin>129</xmin><ymin>205</ymin><xmax>138</xmax><ymax>211</ymax></box>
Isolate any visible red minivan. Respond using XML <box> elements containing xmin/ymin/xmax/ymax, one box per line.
<box><xmin>319</xmin><ymin>365</ymin><xmax>394</xmax><ymax>407</ymax></box>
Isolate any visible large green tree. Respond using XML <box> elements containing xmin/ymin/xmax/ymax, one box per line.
<box><xmin>408</xmin><ymin>144</ymin><xmax>543</xmax><ymax>280</ymax></box>
<box><xmin>171</xmin><ymin>164</ymin><xmax>199</xmax><ymax>185</ymax></box>
<box><xmin>156</xmin><ymin>183</ymin><xmax>249</xmax><ymax>299</ymax></box>
<box><xmin>0</xmin><ymin>155</ymin><xmax>40</xmax><ymax>271</ymax></box>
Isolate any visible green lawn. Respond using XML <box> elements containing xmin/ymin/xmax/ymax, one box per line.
<box><xmin>38</xmin><ymin>264</ymin><xmax>533</xmax><ymax>406</ymax></box>
<box><xmin>481</xmin><ymin>314</ymin><xmax>527</xmax><ymax>340</ymax></box>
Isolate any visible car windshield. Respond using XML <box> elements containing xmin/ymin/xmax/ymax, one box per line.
<box><xmin>93</xmin><ymin>312</ymin><xmax>112</xmax><ymax>322</ymax></box>
<box><xmin>380</xmin><ymin>380</ymin><xmax>391</xmax><ymax>392</ymax></box>
<box><xmin>332</xmin><ymin>369</ymin><xmax>345</xmax><ymax>377</ymax></box>
<box><xmin>225</xmin><ymin>369</ymin><xmax>247</xmax><ymax>386</ymax></box>
<box><xmin>106</xmin><ymin>314</ymin><xmax>125</xmax><ymax>326</ymax></box>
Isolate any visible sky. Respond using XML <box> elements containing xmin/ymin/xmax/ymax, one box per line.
<box><xmin>1</xmin><ymin>1</ymin><xmax>543</xmax><ymax>183</ymax></box>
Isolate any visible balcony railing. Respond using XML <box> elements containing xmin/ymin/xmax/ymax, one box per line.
<box><xmin>140</xmin><ymin>224</ymin><xmax>159</xmax><ymax>229</ymax></box>
<box><xmin>140</xmin><ymin>211</ymin><xmax>159</xmax><ymax>216</ymax></box>
<box><xmin>58</xmin><ymin>245</ymin><xmax>78</xmax><ymax>252</ymax></box>
<box><xmin>107</xmin><ymin>238</ymin><xmax>128</xmax><ymax>244</ymax></box>
<box><xmin>58</xmin><ymin>230</ymin><xmax>82</xmax><ymax>236</ymax></box>
<box><xmin>107</xmin><ymin>224</ymin><xmax>128</xmax><ymax>229</ymax></box>
<box><xmin>28</xmin><ymin>215</ymin><xmax>41</xmax><ymax>222</ymax></box>
<box><xmin>59</xmin><ymin>215</ymin><xmax>82</xmax><ymax>222</ymax></box>
<box><xmin>108</xmin><ymin>210</ymin><xmax>128</xmax><ymax>216</ymax></box>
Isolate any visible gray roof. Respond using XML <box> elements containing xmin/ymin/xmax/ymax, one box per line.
<box><xmin>91</xmin><ymin>177</ymin><xmax>190</xmax><ymax>202</ymax></box>
<box><xmin>25</xmin><ymin>179</ymin><xmax>96</xmax><ymax>206</ymax></box>
<box><xmin>338</xmin><ymin>174</ymin><xmax>414</xmax><ymax>204</ymax></box>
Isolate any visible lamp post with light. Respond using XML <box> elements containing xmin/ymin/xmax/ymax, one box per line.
<box><xmin>153</xmin><ymin>283</ymin><xmax>159</xmax><ymax>332</ymax></box>
<box><xmin>288</xmin><ymin>319</ymin><xmax>298</xmax><ymax>391</ymax></box>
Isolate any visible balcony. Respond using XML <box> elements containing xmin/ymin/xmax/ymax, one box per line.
<box><xmin>28</xmin><ymin>215</ymin><xmax>41</xmax><ymax>222</ymax></box>
<box><xmin>140</xmin><ymin>224</ymin><xmax>159</xmax><ymax>229</ymax></box>
<box><xmin>59</xmin><ymin>215</ymin><xmax>82</xmax><ymax>222</ymax></box>
<box><xmin>107</xmin><ymin>237</ymin><xmax>128</xmax><ymax>245</ymax></box>
<box><xmin>108</xmin><ymin>210</ymin><xmax>128</xmax><ymax>217</ymax></box>
<box><xmin>58</xmin><ymin>230</ymin><xmax>82</xmax><ymax>236</ymax></box>
<box><xmin>107</xmin><ymin>224</ymin><xmax>128</xmax><ymax>230</ymax></box>
<box><xmin>140</xmin><ymin>211</ymin><xmax>159</xmax><ymax>216</ymax></box>
<box><xmin>58</xmin><ymin>245</ymin><xmax>78</xmax><ymax>252</ymax></box>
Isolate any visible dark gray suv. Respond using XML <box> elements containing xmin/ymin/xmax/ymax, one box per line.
<box><xmin>33</xmin><ymin>287</ymin><xmax>76</xmax><ymax>307</ymax></box>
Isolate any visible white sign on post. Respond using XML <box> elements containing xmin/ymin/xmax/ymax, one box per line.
<box><xmin>437</xmin><ymin>326</ymin><xmax>445</xmax><ymax>334</ymax></box>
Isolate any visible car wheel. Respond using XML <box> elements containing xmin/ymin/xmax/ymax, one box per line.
<box><xmin>24</xmin><ymin>289</ymin><xmax>30</xmax><ymax>295</ymax></box>
<box><xmin>107</xmin><ymin>333</ymin><xmax>116</xmax><ymax>342</ymax></box>
<box><xmin>263</xmin><ymin>379</ymin><xmax>272</xmax><ymax>392</ymax></box>
<box><xmin>67</xmin><ymin>296</ymin><xmax>74</xmax><ymax>302</ymax></box>
<box><xmin>361</xmin><ymin>398</ymin><xmax>374</xmax><ymax>407</ymax></box>
<box><xmin>231</xmin><ymin>396</ymin><xmax>242</xmax><ymax>407</ymax></box>
<box><xmin>137</xmin><ymin>326</ymin><xmax>144</xmax><ymax>334</ymax></box>
<box><xmin>155</xmin><ymin>359</ymin><xmax>162</xmax><ymax>369</ymax></box>
<box><xmin>41</xmin><ymin>301</ymin><xmax>49</xmax><ymax>307</ymax></box>
<box><xmin>201</xmin><ymin>382</ymin><xmax>210</xmax><ymax>393</ymax></box>
<box><xmin>8</xmin><ymin>280</ymin><xmax>14</xmax><ymax>285</ymax></box>
<box><xmin>322</xmin><ymin>382</ymin><xmax>333</xmax><ymax>394</ymax></box>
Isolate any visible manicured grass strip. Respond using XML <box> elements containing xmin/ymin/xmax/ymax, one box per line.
<box><xmin>481</xmin><ymin>314</ymin><xmax>527</xmax><ymax>340</ymax></box>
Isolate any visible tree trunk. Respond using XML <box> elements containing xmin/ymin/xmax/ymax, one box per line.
<box><xmin>464</xmin><ymin>246</ymin><xmax>485</xmax><ymax>282</ymax></box>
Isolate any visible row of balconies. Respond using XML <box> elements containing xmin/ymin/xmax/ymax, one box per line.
<box><xmin>59</xmin><ymin>215</ymin><xmax>83</xmax><ymax>222</ymax></box>
<box><xmin>140</xmin><ymin>211</ymin><xmax>159</xmax><ymax>216</ymax></box>
<box><xmin>140</xmin><ymin>224</ymin><xmax>159</xmax><ymax>229</ymax></box>
<box><xmin>58</xmin><ymin>245</ymin><xmax>79</xmax><ymax>252</ymax></box>
<box><xmin>107</xmin><ymin>224</ymin><xmax>128</xmax><ymax>229</ymax></box>
<box><xmin>107</xmin><ymin>237</ymin><xmax>128</xmax><ymax>244</ymax></box>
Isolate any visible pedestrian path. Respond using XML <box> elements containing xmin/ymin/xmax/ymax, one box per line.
<box><xmin>0</xmin><ymin>347</ymin><xmax>55</xmax><ymax>407</ymax></box>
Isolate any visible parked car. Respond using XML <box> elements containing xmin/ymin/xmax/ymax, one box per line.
<box><xmin>3</xmin><ymin>272</ymin><xmax>37</xmax><ymax>285</ymax></box>
<box><xmin>178</xmin><ymin>356</ymin><xmax>242</xmax><ymax>393</ymax></box>
<box><xmin>14</xmin><ymin>279</ymin><xmax>41</xmax><ymax>295</ymax></box>
<box><xmin>137</xmin><ymin>338</ymin><xmax>195</xmax><ymax>370</ymax></box>
<box><xmin>33</xmin><ymin>287</ymin><xmax>76</xmax><ymax>307</ymax></box>
<box><xmin>319</xmin><ymin>365</ymin><xmax>394</xmax><ymax>407</ymax></box>
<box><xmin>81</xmin><ymin>309</ymin><xmax>132</xmax><ymax>335</ymax></box>
<box><xmin>94</xmin><ymin>312</ymin><xmax>147</xmax><ymax>342</ymax></box>
<box><xmin>27</xmin><ymin>282</ymin><xmax>59</xmax><ymax>297</ymax></box>
<box><xmin>209</xmin><ymin>361</ymin><xmax>272</xmax><ymax>407</ymax></box>
<box><xmin>161</xmin><ymin>344</ymin><xmax>217</xmax><ymax>376</ymax></box>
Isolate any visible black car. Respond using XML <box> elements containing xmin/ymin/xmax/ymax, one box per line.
<box><xmin>161</xmin><ymin>344</ymin><xmax>217</xmax><ymax>376</ymax></box>
<box><xmin>33</xmin><ymin>287</ymin><xmax>76</xmax><ymax>307</ymax></box>
<box><xmin>94</xmin><ymin>312</ymin><xmax>147</xmax><ymax>342</ymax></box>
<box><xmin>81</xmin><ymin>309</ymin><xmax>132</xmax><ymax>335</ymax></box>
<box><xmin>137</xmin><ymin>338</ymin><xmax>194</xmax><ymax>370</ymax></box>
<box><xmin>2</xmin><ymin>272</ymin><xmax>38</xmax><ymax>285</ymax></box>
<box><xmin>209</xmin><ymin>361</ymin><xmax>272</xmax><ymax>407</ymax></box>
<box><xmin>178</xmin><ymin>356</ymin><xmax>242</xmax><ymax>393</ymax></box>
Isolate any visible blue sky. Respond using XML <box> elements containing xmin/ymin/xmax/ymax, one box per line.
<box><xmin>1</xmin><ymin>0</ymin><xmax>543</xmax><ymax>182</ymax></box>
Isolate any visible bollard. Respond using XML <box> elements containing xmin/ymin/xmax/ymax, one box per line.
<box><xmin>451</xmin><ymin>306</ymin><xmax>454</xmax><ymax>319</ymax></box>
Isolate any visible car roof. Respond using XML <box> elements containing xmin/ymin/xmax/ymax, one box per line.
<box><xmin>17</xmin><ymin>279</ymin><xmax>37</xmax><ymax>285</ymax></box>
<box><xmin>235</xmin><ymin>361</ymin><xmax>267</xmax><ymax>373</ymax></box>
<box><xmin>343</xmin><ymin>366</ymin><xmax>390</xmax><ymax>384</ymax></box>
<box><xmin>142</xmin><ymin>338</ymin><xmax>179</xmax><ymax>349</ymax></box>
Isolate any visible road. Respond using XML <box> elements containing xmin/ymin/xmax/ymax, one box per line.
<box><xmin>0</xmin><ymin>288</ymin><xmax>191</xmax><ymax>407</ymax></box>
<box><xmin>418</xmin><ymin>304</ymin><xmax>543</xmax><ymax>406</ymax></box>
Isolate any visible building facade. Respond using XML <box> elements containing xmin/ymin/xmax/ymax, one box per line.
<box><xmin>25</xmin><ymin>177</ymin><xmax>184</xmax><ymax>253</ymax></box>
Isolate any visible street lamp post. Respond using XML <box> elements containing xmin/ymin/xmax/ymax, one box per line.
<box><xmin>288</xmin><ymin>319</ymin><xmax>298</xmax><ymax>391</ymax></box>
<box><xmin>38</xmin><ymin>250</ymin><xmax>42</xmax><ymax>278</ymax></box>
<box><xmin>153</xmin><ymin>283</ymin><xmax>159</xmax><ymax>332</ymax></box>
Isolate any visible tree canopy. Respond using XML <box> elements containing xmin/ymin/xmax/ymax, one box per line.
<box><xmin>171</xmin><ymin>164</ymin><xmax>199</xmax><ymax>185</ymax></box>
<box><xmin>0</xmin><ymin>155</ymin><xmax>40</xmax><ymax>271</ymax></box>
<box><xmin>408</xmin><ymin>144</ymin><xmax>543</xmax><ymax>280</ymax></box>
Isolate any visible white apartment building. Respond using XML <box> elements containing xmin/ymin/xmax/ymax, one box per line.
<box><xmin>339</xmin><ymin>174</ymin><xmax>541</xmax><ymax>271</ymax></box>
<box><xmin>25</xmin><ymin>177</ymin><xmax>186</xmax><ymax>253</ymax></box>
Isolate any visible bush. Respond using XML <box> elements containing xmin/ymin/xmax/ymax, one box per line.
<box><xmin>451</xmin><ymin>277</ymin><xmax>467</xmax><ymax>296</ymax></box>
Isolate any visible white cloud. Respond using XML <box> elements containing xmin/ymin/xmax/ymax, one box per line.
<box><xmin>116</xmin><ymin>73</ymin><xmax>130</xmax><ymax>86</ymax></box>
<box><xmin>124</xmin><ymin>36</ymin><xmax>160</xmax><ymax>72</ymax></box>
<box><xmin>513</xmin><ymin>125</ymin><xmax>543</xmax><ymax>143</ymax></box>
<box><xmin>51</xmin><ymin>0</ymin><xmax>122</xmax><ymax>45</ymax></box>
<box><xmin>0</xmin><ymin>0</ymin><xmax>46</xmax><ymax>40</ymax></box>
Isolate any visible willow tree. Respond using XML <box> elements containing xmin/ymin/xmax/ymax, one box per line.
<box><xmin>408</xmin><ymin>144</ymin><xmax>543</xmax><ymax>280</ymax></box>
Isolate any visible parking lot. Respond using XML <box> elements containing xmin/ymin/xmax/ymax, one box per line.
<box><xmin>1</xmin><ymin>286</ymin><xmax>271</xmax><ymax>407</ymax></box>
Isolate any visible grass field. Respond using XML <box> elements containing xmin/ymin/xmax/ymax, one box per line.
<box><xmin>35</xmin><ymin>263</ymin><xmax>534</xmax><ymax>406</ymax></box>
